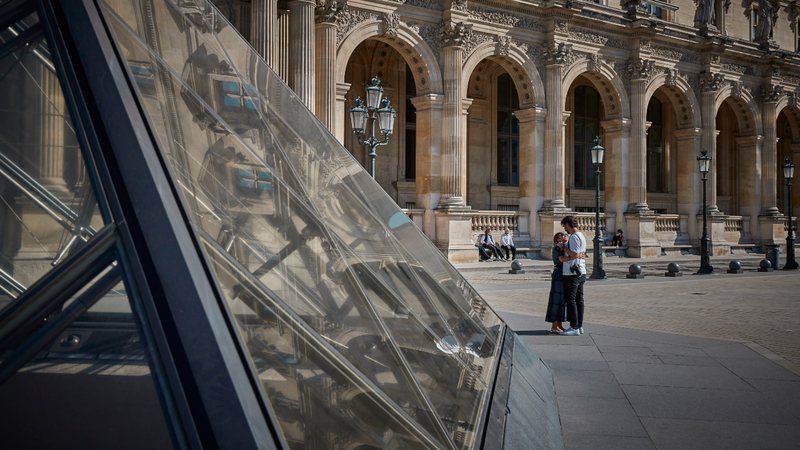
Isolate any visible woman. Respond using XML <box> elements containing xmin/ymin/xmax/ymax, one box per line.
<box><xmin>545</xmin><ymin>232</ymin><xmax>568</xmax><ymax>334</ymax></box>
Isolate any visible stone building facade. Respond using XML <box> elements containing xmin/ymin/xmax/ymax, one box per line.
<box><xmin>219</xmin><ymin>0</ymin><xmax>800</xmax><ymax>262</ymax></box>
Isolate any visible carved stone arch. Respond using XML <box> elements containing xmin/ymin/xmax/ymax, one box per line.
<box><xmin>776</xmin><ymin>98</ymin><xmax>800</xmax><ymax>142</ymax></box>
<box><xmin>562</xmin><ymin>58</ymin><xmax>629</xmax><ymax>119</ymax></box>
<box><xmin>713</xmin><ymin>85</ymin><xmax>763</xmax><ymax>136</ymax></box>
<box><xmin>335</xmin><ymin>19</ymin><xmax>442</xmax><ymax>96</ymax></box>
<box><xmin>644</xmin><ymin>72</ymin><xmax>703</xmax><ymax>129</ymax></box>
<box><xmin>461</xmin><ymin>40</ymin><xmax>545</xmax><ymax>109</ymax></box>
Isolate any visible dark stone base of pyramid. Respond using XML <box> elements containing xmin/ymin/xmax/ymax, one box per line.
<box><xmin>481</xmin><ymin>331</ymin><xmax>563</xmax><ymax>449</ymax></box>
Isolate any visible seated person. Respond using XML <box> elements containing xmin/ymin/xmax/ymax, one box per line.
<box><xmin>476</xmin><ymin>235</ymin><xmax>491</xmax><ymax>261</ymax></box>
<box><xmin>480</xmin><ymin>228</ymin><xmax>505</xmax><ymax>261</ymax></box>
<box><xmin>611</xmin><ymin>229</ymin><xmax>624</xmax><ymax>247</ymax></box>
<box><xmin>500</xmin><ymin>228</ymin><xmax>516</xmax><ymax>261</ymax></box>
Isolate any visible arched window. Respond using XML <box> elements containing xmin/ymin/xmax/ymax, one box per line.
<box><xmin>404</xmin><ymin>66</ymin><xmax>416</xmax><ymax>180</ymax></box>
<box><xmin>496</xmin><ymin>73</ymin><xmax>519</xmax><ymax>185</ymax></box>
<box><xmin>573</xmin><ymin>85</ymin><xmax>601</xmax><ymax>189</ymax></box>
<box><xmin>646</xmin><ymin>98</ymin><xmax>667</xmax><ymax>193</ymax></box>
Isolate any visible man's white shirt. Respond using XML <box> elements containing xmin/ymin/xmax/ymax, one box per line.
<box><xmin>562</xmin><ymin>231</ymin><xmax>587</xmax><ymax>276</ymax></box>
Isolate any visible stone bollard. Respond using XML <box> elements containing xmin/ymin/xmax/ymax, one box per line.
<box><xmin>508</xmin><ymin>260</ymin><xmax>525</xmax><ymax>274</ymax></box>
<box><xmin>727</xmin><ymin>260</ymin><xmax>743</xmax><ymax>274</ymax></box>
<box><xmin>626</xmin><ymin>264</ymin><xmax>645</xmax><ymax>279</ymax></box>
<box><xmin>765</xmin><ymin>244</ymin><xmax>780</xmax><ymax>271</ymax></box>
<box><xmin>664</xmin><ymin>262</ymin><xmax>682</xmax><ymax>277</ymax></box>
<box><xmin>757</xmin><ymin>259</ymin><xmax>774</xmax><ymax>272</ymax></box>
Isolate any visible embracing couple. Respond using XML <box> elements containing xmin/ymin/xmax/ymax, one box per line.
<box><xmin>545</xmin><ymin>215</ymin><xmax>587</xmax><ymax>336</ymax></box>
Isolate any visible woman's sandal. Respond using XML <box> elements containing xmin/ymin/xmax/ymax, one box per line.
<box><xmin>549</xmin><ymin>329</ymin><xmax>562</xmax><ymax>334</ymax></box>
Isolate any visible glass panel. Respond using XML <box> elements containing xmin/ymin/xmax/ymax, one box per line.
<box><xmin>98</xmin><ymin>1</ymin><xmax>503</xmax><ymax>448</ymax></box>
<box><xmin>0</xmin><ymin>12</ymin><xmax>105</xmax><ymax>306</ymax></box>
<box><xmin>0</xmin><ymin>269</ymin><xmax>174</xmax><ymax>449</ymax></box>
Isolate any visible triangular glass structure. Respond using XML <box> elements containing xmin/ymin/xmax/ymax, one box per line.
<box><xmin>98</xmin><ymin>1</ymin><xmax>505</xmax><ymax>447</ymax></box>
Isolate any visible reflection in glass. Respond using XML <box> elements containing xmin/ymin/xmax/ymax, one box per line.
<box><xmin>99</xmin><ymin>0</ymin><xmax>505</xmax><ymax>447</ymax></box>
<box><xmin>0</xmin><ymin>12</ymin><xmax>104</xmax><ymax>305</ymax></box>
<box><xmin>0</xmin><ymin>271</ymin><xmax>174</xmax><ymax>449</ymax></box>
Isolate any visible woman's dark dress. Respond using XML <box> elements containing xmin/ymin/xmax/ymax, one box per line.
<box><xmin>545</xmin><ymin>246</ymin><xmax>567</xmax><ymax>323</ymax></box>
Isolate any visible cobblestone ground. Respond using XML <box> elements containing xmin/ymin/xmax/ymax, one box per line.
<box><xmin>462</xmin><ymin>266</ymin><xmax>800</xmax><ymax>375</ymax></box>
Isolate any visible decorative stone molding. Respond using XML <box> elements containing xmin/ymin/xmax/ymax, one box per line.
<box><xmin>497</xmin><ymin>35</ymin><xmax>511</xmax><ymax>56</ymax></box>
<box><xmin>761</xmin><ymin>84</ymin><xmax>784</xmax><ymax>103</ymax></box>
<box><xmin>517</xmin><ymin>17</ymin><xmax>546</xmax><ymax>32</ymax></box>
<box><xmin>650</xmin><ymin>46</ymin><xmax>682</xmax><ymax>61</ymax></box>
<box><xmin>783</xmin><ymin>74</ymin><xmax>800</xmax><ymax>87</ymax></box>
<box><xmin>789</xmin><ymin>92</ymin><xmax>800</xmax><ymax>110</ymax></box>
<box><xmin>382</xmin><ymin>12</ymin><xmax>400</xmax><ymax>37</ymax></box>
<box><xmin>698</xmin><ymin>71</ymin><xmax>725</xmax><ymax>92</ymax></box>
<box><xmin>555</xmin><ymin>19</ymin><xmax>569</xmax><ymax>33</ymax></box>
<box><xmin>441</xmin><ymin>21</ymin><xmax>471</xmax><ymax>48</ymax></box>
<box><xmin>315</xmin><ymin>0</ymin><xmax>343</xmax><ymax>24</ymax></box>
<box><xmin>449</xmin><ymin>0</ymin><xmax>468</xmax><ymax>11</ymax></box>
<box><xmin>569</xmin><ymin>30</ymin><xmax>608</xmax><ymax>45</ymax></box>
<box><xmin>462</xmin><ymin>30</ymin><xmax>493</xmax><ymax>56</ymax></box>
<box><xmin>404</xmin><ymin>0</ymin><xmax>439</xmax><ymax>9</ymax></box>
<box><xmin>730</xmin><ymin>80</ymin><xmax>750</xmax><ymax>99</ymax></box>
<box><xmin>587</xmin><ymin>53</ymin><xmax>602</xmax><ymax>73</ymax></box>
<box><xmin>627</xmin><ymin>58</ymin><xmax>657</xmax><ymax>81</ymax></box>
<box><xmin>665</xmin><ymin>68</ymin><xmax>683</xmax><ymax>86</ymax></box>
<box><xmin>721</xmin><ymin>62</ymin><xmax>748</xmax><ymax>75</ymax></box>
<box><xmin>469</xmin><ymin>6</ymin><xmax>519</xmax><ymax>26</ymax></box>
<box><xmin>410</xmin><ymin>21</ymin><xmax>442</xmax><ymax>68</ymax></box>
<box><xmin>336</xmin><ymin>8</ymin><xmax>378</xmax><ymax>44</ymax></box>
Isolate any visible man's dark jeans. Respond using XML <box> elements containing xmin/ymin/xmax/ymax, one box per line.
<box><xmin>563</xmin><ymin>273</ymin><xmax>586</xmax><ymax>329</ymax></box>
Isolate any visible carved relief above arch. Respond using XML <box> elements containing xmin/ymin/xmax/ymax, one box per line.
<box><xmin>460</xmin><ymin>39</ymin><xmax>545</xmax><ymax>109</ymax></box>
<box><xmin>335</xmin><ymin>15</ymin><xmax>442</xmax><ymax>95</ymax></box>
<box><xmin>561</xmin><ymin>56</ymin><xmax>630</xmax><ymax>119</ymax></box>
<box><xmin>644</xmin><ymin>69</ymin><xmax>702</xmax><ymax>129</ymax></box>
<box><xmin>713</xmin><ymin>82</ymin><xmax>763</xmax><ymax>136</ymax></box>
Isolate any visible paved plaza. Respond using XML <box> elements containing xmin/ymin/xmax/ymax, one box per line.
<box><xmin>456</xmin><ymin>254</ymin><xmax>800</xmax><ymax>449</ymax></box>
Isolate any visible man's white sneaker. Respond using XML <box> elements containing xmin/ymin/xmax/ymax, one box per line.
<box><xmin>561</xmin><ymin>328</ymin><xmax>579</xmax><ymax>336</ymax></box>
<box><xmin>579</xmin><ymin>327</ymin><xmax>585</xmax><ymax>335</ymax></box>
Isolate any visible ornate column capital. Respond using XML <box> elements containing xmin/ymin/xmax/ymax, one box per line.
<box><xmin>699</xmin><ymin>71</ymin><xmax>725</xmax><ymax>92</ymax></box>
<box><xmin>627</xmin><ymin>58</ymin><xmax>656</xmax><ymax>81</ymax></box>
<box><xmin>314</xmin><ymin>0</ymin><xmax>343</xmax><ymax>24</ymax></box>
<box><xmin>515</xmin><ymin>107</ymin><xmax>546</xmax><ymax>123</ymax></box>
<box><xmin>441</xmin><ymin>21</ymin><xmax>471</xmax><ymax>48</ymax></box>
<box><xmin>761</xmin><ymin>84</ymin><xmax>784</xmax><ymax>103</ymax></box>
<box><xmin>543</xmin><ymin>42</ymin><xmax>574</xmax><ymax>66</ymax></box>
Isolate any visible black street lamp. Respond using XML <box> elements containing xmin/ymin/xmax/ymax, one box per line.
<box><xmin>697</xmin><ymin>151</ymin><xmax>713</xmax><ymax>274</ymax></box>
<box><xmin>349</xmin><ymin>76</ymin><xmax>396</xmax><ymax>178</ymax></box>
<box><xmin>783</xmin><ymin>157</ymin><xmax>797</xmax><ymax>270</ymax></box>
<box><xmin>590</xmin><ymin>136</ymin><xmax>606</xmax><ymax>280</ymax></box>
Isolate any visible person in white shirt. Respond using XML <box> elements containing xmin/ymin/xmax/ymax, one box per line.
<box><xmin>558</xmin><ymin>215</ymin><xmax>587</xmax><ymax>336</ymax></box>
<box><xmin>500</xmin><ymin>228</ymin><xmax>516</xmax><ymax>261</ymax></box>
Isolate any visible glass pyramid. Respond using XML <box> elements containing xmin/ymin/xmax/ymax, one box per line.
<box><xmin>97</xmin><ymin>0</ymin><xmax>505</xmax><ymax>448</ymax></box>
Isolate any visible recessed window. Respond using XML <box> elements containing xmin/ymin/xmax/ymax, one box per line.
<box><xmin>573</xmin><ymin>85</ymin><xmax>601</xmax><ymax>190</ymax></box>
<box><xmin>496</xmin><ymin>73</ymin><xmax>519</xmax><ymax>185</ymax></box>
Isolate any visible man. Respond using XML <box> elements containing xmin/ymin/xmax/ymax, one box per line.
<box><xmin>480</xmin><ymin>228</ymin><xmax>505</xmax><ymax>261</ymax></box>
<box><xmin>500</xmin><ymin>228</ymin><xmax>516</xmax><ymax>261</ymax></box>
<box><xmin>558</xmin><ymin>216</ymin><xmax>587</xmax><ymax>336</ymax></box>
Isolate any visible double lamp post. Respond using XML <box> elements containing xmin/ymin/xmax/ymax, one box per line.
<box><xmin>784</xmin><ymin>157</ymin><xmax>797</xmax><ymax>270</ymax></box>
<box><xmin>349</xmin><ymin>76</ymin><xmax>397</xmax><ymax>178</ymax></box>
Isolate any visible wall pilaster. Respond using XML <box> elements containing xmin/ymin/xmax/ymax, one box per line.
<box><xmin>334</xmin><ymin>82</ymin><xmax>351</xmax><ymax>143</ymax></box>
<box><xmin>600</xmin><ymin>117</ymin><xmax>631</xmax><ymax>239</ymax></box>
<box><xmin>276</xmin><ymin>1</ymin><xmax>290</xmax><ymax>82</ymax></box>
<box><xmin>411</xmin><ymin>94</ymin><xmax>444</xmax><ymax>238</ymax></box>
<box><xmin>700</xmin><ymin>76</ymin><xmax>721</xmax><ymax>213</ymax></box>
<box><xmin>541</xmin><ymin>45</ymin><xmax>569</xmax><ymax>211</ymax></box>
<box><xmin>516</xmin><ymin>107</ymin><xmax>546</xmax><ymax>248</ymax></box>
<box><xmin>674</xmin><ymin>127</ymin><xmax>702</xmax><ymax>240</ymax></box>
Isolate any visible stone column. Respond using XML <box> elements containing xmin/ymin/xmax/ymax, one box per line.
<box><xmin>760</xmin><ymin>88</ymin><xmax>781</xmax><ymax>216</ymax></box>
<box><xmin>276</xmin><ymin>2</ymin><xmax>290</xmax><ymax>82</ymax></box>
<box><xmin>314</xmin><ymin>1</ymin><xmax>340</xmax><ymax>131</ymax></box>
<box><xmin>626</xmin><ymin>59</ymin><xmax>653</xmax><ymax>212</ymax></box>
<box><xmin>38</xmin><ymin>67</ymin><xmax>67</xmax><ymax>191</ymax></box>
<box><xmin>288</xmin><ymin>0</ymin><xmax>315</xmax><ymax>111</ymax></box>
<box><xmin>541</xmin><ymin>44</ymin><xmax>571</xmax><ymax>211</ymax></box>
<box><xmin>411</xmin><ymin>94</ymin><xmax>444</xmax><ymax>238</ymax></box>
<box><xmin>700</xmin><ymin>73</ymin><xmax>723</xmax><ymax>214</ymax></box>
<box><xmin>251</xmin><ymin>0</ymin><xmax>278</xmax><ymax>70</ymax></box>
<box><xmin>438</xmin><ymin>23</ymin><xmax>468</xmax><ymax>209</ymax></box>
<box><xmin>516</xmin><ymin>107</ymin><xmax>545</xmax><ymax>250</ymax></box>
<box><xmin>674</xmin><ymin>127</ymin><xmax>702</xmax><ymax>240</ymax></box>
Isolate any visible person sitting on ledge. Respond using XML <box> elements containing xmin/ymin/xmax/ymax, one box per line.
<box><xmin>611</xmin><ymin>229</ymin><xmax>624</xmax><ymax>247</ymax></box>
